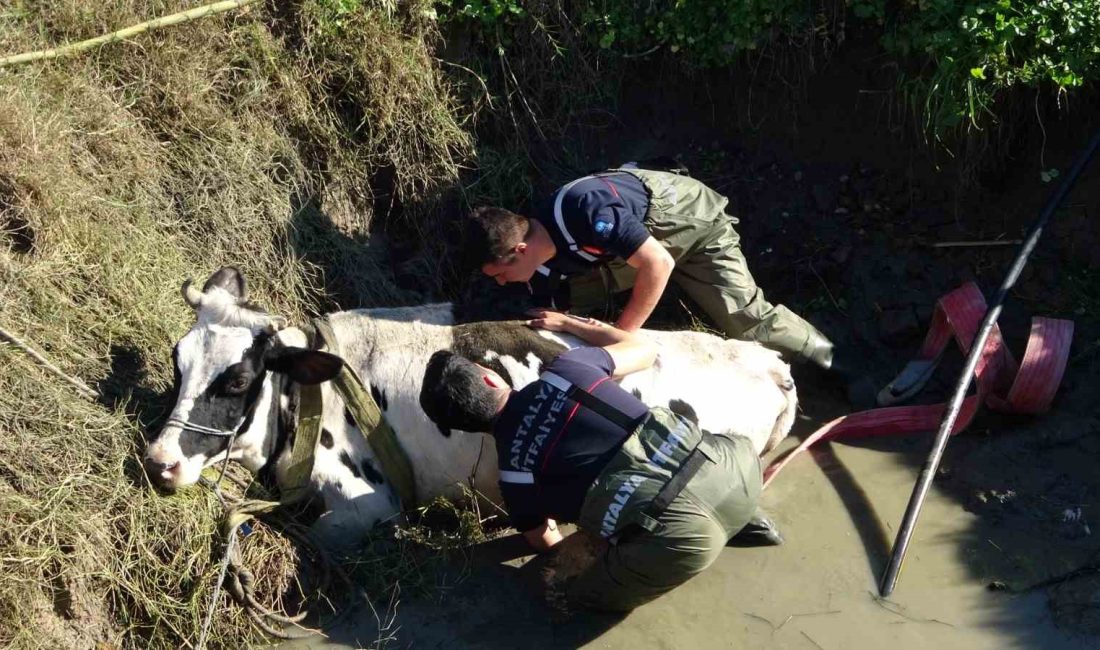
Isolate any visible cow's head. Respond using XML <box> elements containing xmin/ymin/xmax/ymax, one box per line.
<box><xmin>144</xmin><ymin>267</ymin><xmax>342</xmax><ymax>489</ymax></box>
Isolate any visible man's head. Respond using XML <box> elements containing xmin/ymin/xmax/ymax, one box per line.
<box><xmin>465</xmin><ymin>206</ymin><xmax>547</xmax><ymax>285</ymax></box>
<box><xmin>419</xmin><ymin>350</ymin><xmax>511</xmax><ymax>434</ymax></box>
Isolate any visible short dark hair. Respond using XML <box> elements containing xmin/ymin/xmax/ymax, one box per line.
<box><xmin>419</xmin><ymin>350</ymin><xmax>501</xmax><ymax>433</ymax></box>
<box><xmin>464</xmin><ymin>206</ymin><xmax>530</xmax><ymax>269</ymax></box>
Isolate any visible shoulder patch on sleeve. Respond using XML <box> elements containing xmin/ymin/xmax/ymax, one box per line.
<box><xmin>593</xmin><ymin>216</ymin><xmax>615</xmax><ymax>240</ymax></box>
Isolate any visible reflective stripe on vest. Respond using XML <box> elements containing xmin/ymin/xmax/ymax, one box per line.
<box><xmin>500</xmin><ymin>470</ymin><xmax>535</xmax><ymax>484</ymax></box>
<box><xmin>552</xmin><ymin>176</ymin><xmax>600</xmax><ymax>263</ymax></box>
<box><xmin>540</xmin><ymin>371</ymin><xmax>572</xmax><ymax>393</ymax></box>
<box><xmin>497</xmin><ymin>371</ymin><xmax>633</xmax><ymax>483</ymax></box>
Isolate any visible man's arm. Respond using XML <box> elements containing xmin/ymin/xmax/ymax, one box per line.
<box><xmin>526</xmin><ymin>310</ymin><xmax>657</xmax><ymax>377</ymax></box>
<box><xmin>615</xmin><ymin>237</ymin><xmax>674</xmax><ymax>332</ymax></box>
<box><xmin>522</xmin><ymin>518</ymin><xmax>564</xmax><ymax>552</ymax></box>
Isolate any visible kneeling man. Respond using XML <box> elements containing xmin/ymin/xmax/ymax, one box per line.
<box><xmin>419</xmin><ymin>312</ymin><xmax>762</xmax><ymax>611</ymax></box>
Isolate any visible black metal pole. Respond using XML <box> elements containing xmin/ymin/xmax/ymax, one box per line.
<box><xmin>878</xmin><ymin>127</ymin><xmax>1100</xmax><ymax>598</ymax></box>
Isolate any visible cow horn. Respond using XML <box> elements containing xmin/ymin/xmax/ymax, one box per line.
<box><xmin>181</xmin><ymin>279</ymin><xmax>204</xmax><ymax>309</ymax></box>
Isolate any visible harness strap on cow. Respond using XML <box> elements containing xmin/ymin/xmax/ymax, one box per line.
<box><xmin>280</xmin><ymin>380</ymin><xmax>323</xmax><ymax>504</ymax></box>
<box><xmin>299</xmin><ymin>317</ymin><xmax>418</xmax><ymax>510</ymax></box>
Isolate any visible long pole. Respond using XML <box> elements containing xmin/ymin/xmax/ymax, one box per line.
<box><xmin>879</xmin><ymin>127</ymin><xmax>1100</xmax><ymax>597</ymax></box>
<box><xmin>0</xmin><ymin>0</ymin><xmax>258</xmax><ymax>69</ymax></box>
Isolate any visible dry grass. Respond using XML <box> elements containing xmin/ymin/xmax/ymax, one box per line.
<box><xmin>0</xmin><ymin>1</ymin><xmax>473</xmax><ymax>647</ymax></box>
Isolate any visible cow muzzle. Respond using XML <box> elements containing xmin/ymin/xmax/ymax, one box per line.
<box><xmin>143</xmin><ymin>455</ymin><xmax>182</xmax><ymax>488</ymax></box>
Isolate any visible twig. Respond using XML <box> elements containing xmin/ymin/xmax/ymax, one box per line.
<box><xmin>807</xmin><ymin>261</ymin><xmax>844</xmax><ymax>314</ymax></box>
<box><xmin>994</xmin><ymin>546</ymin><xmax>1100</xmax><ymax>593</ymax></box>
<box><xmin>869</xmin><ymin>592</ymin><xmax>955</xmax><ymax>627</ymax></box>
<box><xmin>742</xmin><ymin>612</ymin><xmax>778</xmax><ymax>629</ymax></box>
<box><xmin>0</xmin><ymin>326</ymin><xmax>97</xmax><ymax>400</ymax></box>
<box><xmin>0</xmin><ymin>0</ymin><xmax>259</xmax><ymax>69</ymax></box>
<box><xmin>497</xmin><ymin>50</ymin><xmax>547</xmax><ymax>143</ymax></box>
<box><xmin>930</xmin><ymin>239</ymin><xmax>1023</xmax><ymax>248</ymax></box>
<box><xmin>801</xmin><ymin>631</ymin><xmax>826</xmax><ymax>650</ymax></box>
<box><xmin>621</xmin><ymin>44</ymin><xmax>661</xmax><ymax>59</ymax></box>
<box><xmin>777</xmin><ymin>610</ymin><xmax>841</xmax><ymax>631</ymax></box>
<box><xmin>437</xmin><ymin>58</ymin><xmax>494</xmax><ymax>110</ymax></box>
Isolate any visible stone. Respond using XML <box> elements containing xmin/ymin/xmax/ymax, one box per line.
<box><xmin>830</xmin><ymin>244</ymin><xmax>853</xmax><ymax>265</ymax></box>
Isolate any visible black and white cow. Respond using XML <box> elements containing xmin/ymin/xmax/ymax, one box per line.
<box><xmin>144</xmin><ymin>267</ymin><xmax>797</xmax><ymax>543</ymax></box>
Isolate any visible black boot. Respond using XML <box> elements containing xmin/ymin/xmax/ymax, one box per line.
<box><xmin>728</xmin><ymin>509</ymin><xmax>784</xmax><ymax>547</ymax></box>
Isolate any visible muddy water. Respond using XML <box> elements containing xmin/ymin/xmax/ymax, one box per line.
<box><xmin>282</xmin><ymin>412</ymin><xmax>1092</xmax><ymax>650</ymax></box>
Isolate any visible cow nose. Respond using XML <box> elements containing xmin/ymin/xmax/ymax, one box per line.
<box><xmin>144</xmin><ymin>457</ymin><xmax>179</xmax><ymax>483</ymax></box>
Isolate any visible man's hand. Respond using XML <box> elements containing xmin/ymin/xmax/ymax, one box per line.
<box><xmin>523</xmin><ymin>518</ymin><xmax>564</xmax><ymax>552</ymax></box>
<box><xmin>525</xmin><ymin>310</ymin><xmax>593</xmax><ymax>332</ymax></box>
<box><xmin>526</xmin><ymin>309</ymin><xmax>657</xmax><ymax>377</ymax></box>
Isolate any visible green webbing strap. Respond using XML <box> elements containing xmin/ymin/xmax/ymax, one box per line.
<box><xmin>312</xmin><ymin>318</ymin><xmax>419</xmax><ymax>510</ymax></box>
<box><xmin>281</xmin><ymin>382</ymin><xmax>323</xmax><ymax>504</ymax></box>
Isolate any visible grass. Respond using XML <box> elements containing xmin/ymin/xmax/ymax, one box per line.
<box><xmin>0</xmin><ymin>1</ymin><xmax>475</xmax><ymax>647</ymax></box>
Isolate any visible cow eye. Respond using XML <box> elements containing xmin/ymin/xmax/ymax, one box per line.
<box><xmin>223</xmin><ymin>375</ymin><xmax>252</xmax><ymax>395</ymax></box>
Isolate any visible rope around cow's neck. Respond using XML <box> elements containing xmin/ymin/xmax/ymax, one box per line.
<box><xmin>194</xmin><ymin>407</ymin><xmax>320</xmax><ymax>646</ymax></box>
<box><xmin>195</xmin><ymin>429</ymin><xmax>240</xmax><ymax>650</ymax></box>
<box><xmin>192</xmin><ymin>371</ymin><xmax>365</xmax><ymax>646</ymax></box>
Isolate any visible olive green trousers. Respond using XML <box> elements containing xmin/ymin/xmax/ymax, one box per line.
<box><xmin>570</xmin><ymin>169</ymin><xmax>830</xmax><ymax>363</ymax></box>
<box><xmin>569</xmin><ymin>431</ymin><xmax>762</xmax><ymax>612</ymax></box>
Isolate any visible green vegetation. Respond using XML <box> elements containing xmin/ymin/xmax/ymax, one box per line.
<box><xmin>439</xmin><ymin>0</ymin><xmax>1099</xmax><ymax>138</ymax></box>
<box><xmin>580</xmin><ymin>0</ymin><xmax>821</xmax><ymax>61</ymax></box>
<box><xmin>855</xmin><ymin>0</ymin><xmax>1100</xmax><ymax>135</ymax></box>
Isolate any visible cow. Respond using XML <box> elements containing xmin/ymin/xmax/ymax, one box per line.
<box><xmin>144</xmin><ymin>267</ymin><xmax>797</xmax><ymax>544</ymax></box>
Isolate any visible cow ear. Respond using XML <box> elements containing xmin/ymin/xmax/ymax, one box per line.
<box><xmin>265</xmin><ymin>347</ymin><xmax>343</xmax><ymax>385</ymax></box>
<box><xmin>202</xmin><ymin>266</ymin><xmax>247</xmax><ymax>301</ymax></box>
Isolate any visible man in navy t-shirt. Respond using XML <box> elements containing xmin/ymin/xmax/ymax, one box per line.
<box><xmin>463</xmin><ymin>167</ymin><xmax>873</xmax><ymax>405</ymax></box>
<box><xmin>491</xmin><ymin>344</ymin><xmax>649</xmax><ymax>535</ymax></box>
<box><xmin>419</xmin><ymin>311</ymin><xmax>764</xmax><ymax>611</ymax></box>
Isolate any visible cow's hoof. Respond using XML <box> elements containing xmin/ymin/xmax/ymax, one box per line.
<box><xmin>728</xmin><ymin>511</ymin><xmax>784</xmax><ymax>547</ymax></box>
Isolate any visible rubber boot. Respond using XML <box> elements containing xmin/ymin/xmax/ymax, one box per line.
<box><xmin>728</xmin><ymin>509</ymin><xmax>784</xmax><ymax>547</ymax></box>
<box><xmin>802</xmin><ymin>334</ymin><xmax>878</xmax><ymax>410</ymax></box>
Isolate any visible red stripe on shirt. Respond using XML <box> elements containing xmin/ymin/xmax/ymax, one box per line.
<box><xmin>597</xmin><ymin>176</ymin><xmax>621</xmax><ymax>199</ymax></box>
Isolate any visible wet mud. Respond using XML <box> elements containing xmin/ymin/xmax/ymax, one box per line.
<box><xmin>282</xmin><ymin>379</ymin><xmax>1098</xmax><ymax>649</ymax></box>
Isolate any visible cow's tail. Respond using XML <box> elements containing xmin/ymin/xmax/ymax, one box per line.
<box><xmin>763</xmin><ymin>362</ymin><xmax>798</xmax><ymax>455</ymax></box>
